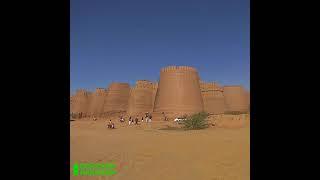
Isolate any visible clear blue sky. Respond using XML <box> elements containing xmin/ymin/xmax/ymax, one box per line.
<box><xmin>71</xmin><ymin>0</ymin><xmax>250</xmax><ymax>95</ymax></box>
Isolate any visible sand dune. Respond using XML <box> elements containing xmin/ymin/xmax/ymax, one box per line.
<box><xmin>70</xmin><ymin>115</ymin><xmax>250</xmax><ymax>180</ymax></box>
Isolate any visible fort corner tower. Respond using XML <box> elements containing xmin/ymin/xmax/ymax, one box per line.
<box><xmin>153</xmin><ymin>66</ymin><xmax>204</xmax><ymax>116</ymax></box>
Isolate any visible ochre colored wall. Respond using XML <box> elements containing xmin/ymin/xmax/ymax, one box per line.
<box><xmin>200</xmin><ymin>82</ymin><xmax>225</xmax><ymax>114</ymax></box>
<box><xmin>223</xmin><ymin>86</ymin><xmax>248</xmax><ymax>112</ymax></box>
<box><xmin>88</xmin><ymin>88</ymin><xmax>107</xmax><ymax>117</ymax></box>
<box><xmin>104</xmin><ymin>83</ymin><xmax>130</xmax><ymax>112</ymax></box>
<box><xmin>72</xmin><ymin>89</ymin><xmax>92</xmax><ymax>115</ymax></box>
<box><xmin>245</xmin><ymin>90</ymin><xmax>250</xmax><ymax>111</ymax></box>
<box><xmin>70</xmin><ymin>66</ymin><xmax>249</xmax><ymax>117</ymax></box>
<box><xmin>127</xmin><ymin>80</ymin><xmax>154</xmax><ymax>116</ymax></box>
<box><xmin>153</xmin><ymin>66</ymin><xmax>204</xmax><ymax>116</ymax></box>
<box><xmin>70</xmin><ymin>96</ymin><xmax>75</xmax><ymax>113</ymax></box>
<box><xmin>151</xmin><ymin>82</ymin><xmax>158</xmax><ymax>110</ymax></box>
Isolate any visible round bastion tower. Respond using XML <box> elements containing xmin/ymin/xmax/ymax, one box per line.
<box><xmin>153</xmin><ymin>66</ymin><xmax>204</xmax><ymax>117</ymax></box>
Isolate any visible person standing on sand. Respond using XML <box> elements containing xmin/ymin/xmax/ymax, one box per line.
<box><xmin>129</xmin><ymin>116</ymin><xmax>132</xmax><ymax>125</ymax></box>
<box><xmin>107</xmin><ymin>120</ymin><xmax>112</xmax><ymax>128</ymax></box>
<box><xmin>162</xmin><ymin>112</ymin><xmax>168</xmax><ymax>121</ymax></box>
<box><xmin>111</xmin><ymin>122</ymin><xmax>115</xmax><ymax>129</ymax></box>
<box><xmin>145</xmin><ymin>112</ymin><xmax>149</xmax><ymax>123</ymax></box>
<box><xmin>149</xmin><ymin>114</ymin><xmax>152</xmax><ymax>123</ymax></box>
<box><xmin>145</xmin><ymin>113</ymin><xmax>149</xmax><ymax>123</ymax></box>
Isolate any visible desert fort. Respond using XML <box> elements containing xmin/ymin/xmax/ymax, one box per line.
<box><xmin>70</xmin><ymin>66</ymin><xmax>249</xmax><ymax>119</ymax></box>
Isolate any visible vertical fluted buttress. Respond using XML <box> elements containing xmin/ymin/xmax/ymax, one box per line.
<box><xmin>223</xmin><ymin>86</ymin><xmax>249</xmax><ymax>112</ymax></box>
<box><xmin>104</xmin><ymin>83</ymin><xmax>130</xmax><ymax>112</ymax></box>
<box><xmin>153</xmin><ymin>66</ymin><xmax>204</xmax><ymax>116</ymax></box>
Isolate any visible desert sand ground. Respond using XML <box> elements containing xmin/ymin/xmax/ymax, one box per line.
<box><xmin>70</xmin><ymin>114</ymin><xmax>250</xmax><ymax>180</ymax></box>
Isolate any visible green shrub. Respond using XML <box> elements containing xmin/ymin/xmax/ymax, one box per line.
<box><xmin>181</xmin><ymin>112</ymin><xmax>209</xmax><ymax>130</ymax></box>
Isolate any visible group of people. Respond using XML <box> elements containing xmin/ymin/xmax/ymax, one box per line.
<box><xmin>115</xmin><ymin>112</ymin><xmax>153</xmax><ymax>126</ymax></box>
<box><xmin>128</xmin><ymin>116</ymin><xmax>139</xmax><ymax>125</ymax></box>
<box><xmin>103</xmin><ymin>112</ymin><xmax>154</xmax><ymax>129</ymax></box>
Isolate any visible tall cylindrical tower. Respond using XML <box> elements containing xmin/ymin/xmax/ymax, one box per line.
<box><xmin>223</xmin><ymin>86</ymin><xmax>248</xmax><ymax>113</ymax></box>
<box><xmin>153</xmin><ymin>66</ymin><xmax>204</xmax><ymax>116</ymax></box>
<box><xmin>104</xmin><ymin>83</ymin><xmax>130</xmax><ymax>112</ymax></box>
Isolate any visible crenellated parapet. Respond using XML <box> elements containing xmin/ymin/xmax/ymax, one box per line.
<box><xmin>200</xmin><ymin>82</ymin><xmax>223</xmax><ymax>92</ymax></box>
<box><xmin>160</xmin><ymin>66</ymin><xmax>197</xmax><ymax>73</ymax></box>
<box><xmin>94</xmin><ymin>88</ymin><xmax>107</xmax><ymax>96</ymax></box>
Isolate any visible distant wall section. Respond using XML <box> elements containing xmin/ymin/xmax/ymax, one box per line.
<box><xmin>200</xmin><ymin>81</ymin><xmax>225</xmax><ymax>114</ymax></box>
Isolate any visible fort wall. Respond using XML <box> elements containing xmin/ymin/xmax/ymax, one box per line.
<box><xmin>70</xmin><ymin>66</ymin><xmax>250</xmax><ymax>118</ymax></box>
<box><xmin>223</xmin><ymin>86</ymin><xmax>249</xmax><ymax>112</ymax></box>
<box><xmin>72</xmin><ymin>89</ymin><xmax>92</xmax><ymax>115</ymax></box>
<box><xmin>88</xmin><ymin>88</ymin><xmax>108</xmax><ymax>117</ymax></box>
<box><xmin>104</xmin><ymin>83</ymin><xmax>130</xmax><ymax>112</ymax></box>
<box><xmin>127</xmin><ymin>80</ymin><xmax>154</xmax><ymax>116</ymax></box>
<box><xmin>200</xmin><ymin>82</ymin><xmax>225</xmax><ymax>114</ymax></box>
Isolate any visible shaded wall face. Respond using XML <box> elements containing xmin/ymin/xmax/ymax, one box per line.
<box><xmin>153</xmin><ymin>67</ymin><xmax>204</xmax><ymax>115</ymax></box>
<box><xmin>70</xmin><ymin>96</ymin><xmax>75</xmax><ymax>113</ymax></box>
<box><xmin>104</xmin><ymin>83</ymin><xmax>130</xmax><ymax>112</ymax></box>
<box><xmin>88</xmin><ymin>89</ymin><xmax>107</xmax><ymax>117</ymax></box>
<box><xmin>245</xmin><ymin>90</ymin><xmax>250</xmax><ymax>111</ymax></box>
<box><xmin>72</xmin><ymin>91</ymin><xmax>92</xmax><ymax>114</ymax></box>
<box><xmin>202</xmin><ymin>90</ymin><xmax>225</xmax><ymax>114</ymax></box>
<box><xmin>223</xmin><ymin>86</ymin><xmax>248</xmax><ymax>112</ymax></box>
<box><xmin>127</xmin><ymin>88</ymin><xmax>153</xmax><ymax>116</ymax></box>
<box><xmin>200</xmin><ymin>82</ymin><xmax>225</xmax><ymax>114</ymax></box>
<box><xmin>151</xmin><ymin>83</ymin><xmax>158</xmax><ymax>110</ymax></box>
